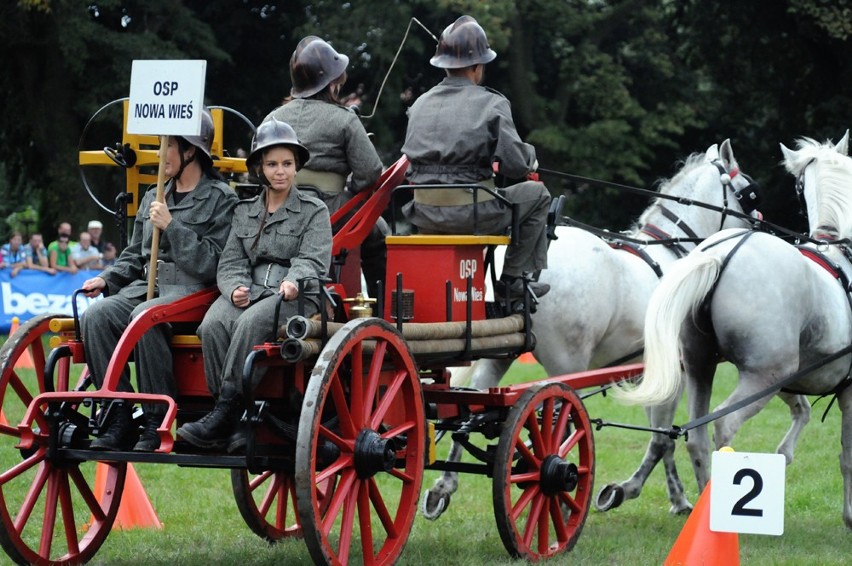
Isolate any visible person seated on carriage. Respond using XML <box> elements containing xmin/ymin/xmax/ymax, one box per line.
<box><xmin>264</xmin><ymin>35</ymin><xmax>387</xmax><ymax>298</ymax></box>
<box><xmin>401</xmin><ymin>15</ymin><xmax>551</xmax><ymax>300</ymax></box>
<box><xmin>80</xmin><ymin>108</ymin><xmax>238</xmax><ymax>451</ymax></box>
<box><xmin>176</xmin><ymin>119</ymin><xmax>332</xmax><ymax>452</ymax></box>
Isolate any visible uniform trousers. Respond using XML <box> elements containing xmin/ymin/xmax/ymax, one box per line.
<box><xmin>198</xmin><ymin>292</ymin><xmax>318</xmax><ymax>398</ymax></box>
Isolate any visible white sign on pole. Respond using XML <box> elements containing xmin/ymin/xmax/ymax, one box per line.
<box><xmin>127</xmin><ymin>60</ymin><xmax>207</xmax><ymax>136</ymax></box>
<box><xmin>710</xmin><ymin>450</ymin><xmax>785</xmax><ymax>536</ymax></box>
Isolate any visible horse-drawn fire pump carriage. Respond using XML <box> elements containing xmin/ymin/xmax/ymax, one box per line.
<box><xmin>0</xmin><ymin>102</ymin><xmax>645</xmax><ymax>566</ymax></box>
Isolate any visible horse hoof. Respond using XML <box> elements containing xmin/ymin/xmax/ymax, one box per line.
<box><xmin>421</xmin><ymin>489</ymin><xmax>450</xmax><ymax>521</ymax></box>
<box><xmin>594</xmin><ymin>484</ymin><xmax>624</xmax><ymax>512</ymax></box>
<box><xmin>670</xmin><ymin>502</ymin><xmax>693</xmax><ymax>515</ymax></box>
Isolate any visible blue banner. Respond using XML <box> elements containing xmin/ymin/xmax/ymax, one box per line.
<box><xmin>0</xmin><ymin>270</ymin><xmax>103</xmax><ymax>333</ymax></box>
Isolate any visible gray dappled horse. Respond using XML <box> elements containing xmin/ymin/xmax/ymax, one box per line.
<box><xmin>624</xmin><ymin>132</ymin><xmax>852</xmax><ymax>529</ymax></box>
<box><xmin>422</xmin><ymin>140</ymin><xmax>806</xmax><ymax>520</ymax></box>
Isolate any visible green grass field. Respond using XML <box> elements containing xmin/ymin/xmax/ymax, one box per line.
<box><xmin>1</xmin><ymin>337</ymin><xmax>851</xmax><ymax>565</ymax></box>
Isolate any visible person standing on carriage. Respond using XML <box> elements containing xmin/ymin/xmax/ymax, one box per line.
<box><xmin>80</xmin><ymin>108</ymin><xmax>238</xmax><ymax>452</ymax></box>
<box><xmin>401</xmin><ymin>15</ymin><xmax>551</xmax><ymax>300</ymax></box>
<box><xmin>176</xmin><ymin>119</ymin><xmax>332</xmax><ymax>451</ymax></box>
<box><xmin>263</xmin><ymin>35</ymin><xmax>386</xmax><ymax>298</ymax></box>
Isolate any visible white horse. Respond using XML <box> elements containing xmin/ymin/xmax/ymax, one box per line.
<box><xmin>422</xmin><ymin>140</ymin><xmax>804</xmax><ymax>520</ymax></box>
<box><xmin>623</xmin><ymin>132</ymin><xmax>852</xmax><ymax>529</ymax></box>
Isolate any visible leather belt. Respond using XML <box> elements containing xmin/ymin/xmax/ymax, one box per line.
<box><xmin>144</xmin><ymin>261</ymin><xmax>205</xmax><ymax>287</ymax></box>
<box><xmin>414</xmin><ymin>179</ymin><xmax>497</xmax><ymax>206</ymax></box>
<box><xmin>252</xmin><ymin>261</ymin><xmax>291</xmax><ymax>289</ymax></box>
<box><xmin>296</xmin><ymin>169</ymin><xmax>347</xmax><ymax>195</ymax></box>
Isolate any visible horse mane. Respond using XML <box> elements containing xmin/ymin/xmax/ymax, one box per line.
<box><xmin>632</xmin><ymin>152</ymin><xmax>707</xmax><ymax>229</ymax></box>
<box><xmin>790</xmin><ymin>137</ymin><xmax>852</xmax><ymax>239</ymax></box>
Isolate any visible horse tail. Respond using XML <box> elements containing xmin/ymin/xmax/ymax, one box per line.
<box><xmin>619</xmin><ymin>250</ymin><xmax>722</xmax><ymax>406</ymax></box>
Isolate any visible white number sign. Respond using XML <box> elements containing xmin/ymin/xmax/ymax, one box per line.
<box><xmin>710</xmin><ymin>450</ymin><xmax>785</xmax><ymax>535</ymax></box>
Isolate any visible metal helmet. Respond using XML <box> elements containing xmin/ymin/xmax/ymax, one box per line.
<box><xmin>430</xmin><ymin>15</ymin><xmax>496</xmax><ymax>69</ymax></box>
<box><xmin>290</xmin><ymin>36</ymin><xmax>350</xmax><ymax>98</ymax></box>
<box><xmin>247</xmin><ymin>118</ymin><xmax>310</xmax><ymax>172</ymax></box>
<box><xmin>179</xmin><ymin>108</ymin><xmax>215</xmax><ymax>159</ymax></box>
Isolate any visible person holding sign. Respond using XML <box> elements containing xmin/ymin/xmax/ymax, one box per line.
<box><xmin>264</xmin><ymin>35</ymin><xmax>386</xmax><ymax>298</ymax></box>
<box><xmin>81</xmin><ymin>108</ymin><xmax>238</xmax><ymax>451</ymax></box>
<box><xmin>177</xmin><ymin>119</ymin><xmax>332</xmax><ymax>451</ymax></box>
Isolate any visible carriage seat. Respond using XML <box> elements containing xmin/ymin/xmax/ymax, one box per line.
<box><xmin>384</xmin><ymin>234</ymin><xmax>510</xmax><ymax>324</ymax></box>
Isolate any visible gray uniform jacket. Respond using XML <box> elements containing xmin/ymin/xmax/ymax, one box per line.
<box><xmin>401</xmin><ymin>76</ymin><xmax>537</xmax><ymax>184</ymax></box>
<box><xmin>217</xmin><ymin>187</ymin><xmax>332</xmax><ymax>303</ymax></box>
<box><xmin>98</xmin><ymin>177</ymin><xmax>238</xmax><ymax>298</ymax></box>
<box><xmin>265</xmin><ymin>99</ymin><xmax>382</xmax><ymax>192</ymax></box>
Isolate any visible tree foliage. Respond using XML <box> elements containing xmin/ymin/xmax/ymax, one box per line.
<box><xmin>0</xmin><ymin>0</ymin><xmax>850</xmax><ymax>238</ymax></box>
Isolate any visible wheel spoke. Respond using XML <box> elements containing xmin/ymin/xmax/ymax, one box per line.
<box><xmin>14</xmin><ymin>461</ymin><xmax>50</xmax><ymax>531</ymax></box>
<box><xmin>274</xmin><ymin>476</ymin><xmax>290</xmax><ymax>531</ymax></box>
<box><xmin>511</xmin><ymin>484</ymin><xmax>539</xmax><ymax>521</ymax></box>
<box><xmin>39</xmin><ymin>468</ymin><xmax>61</xmax><ymax>558</ymax></box>
<box><xmin>369</xmin><ymin>370</ymin><xmax>406</xmax><ymax>430</ymax></box>
<box><xmin>8</xmin><ymin>370</ymin><xmax>36</xmax><ymax>409</ymax></box>
<box><xmin>387</xmin><ymin>467</ymin><xmax>414</xmax><ymax>483</ymax></box>
<box><xmin>362</xmin><ymin>341</ymin><xmax>387</xmax><ymax>413</ymax></box>
<box><xmin>551</xmin><ymin>401</ymin><xmax>571</xmax><ymax>449</ymax></box>
<box><xmin>367</xmin><ymin>477</ymin><xmax>398</xmax><ymax>538</ymax></box>
<box><xmin>541</xmin><ymin>398</ymin><xmax>554</xmax><ymax>450</ymax></box>
<box><xmin>58</xmin><ymin>471</ymin><xmax>80</xmax><ymax>557</ymax></box>
<box><xmin>68</xmin><ymin>466</ymin><xmax>104</xmax><ymax>523</ymax></box>
<box><xmin>521</xmin><ymin>491</ymin><xmax>545</xmax><ymax>548</ymax></box>
<box><xmin>349</xmin><ymin>340</ymin><xmax>364</xmax><ymax>428</ymax></box>
<box><xmin>514</xmin><ymin>438</ymin><xmax>539</xmax><ymax>470</ymax></box>
<box><xmin>558</xmin><ymin>490</ymin><xmax>582</xmax><ymax>515</ymax></box>
<box><xmin>259</xmin><ymin>472</ymin><xmax>283</xmax><ymax>517</ymax></box>
<box><xmin>1</xmin><ymin>449</ymin><xmax>45</xmax><ymax>486</ymax></box>
<box><xmin>509</xmin><ymin>470</ymin><xmax>539</xmax><ymax>485</ymax></box>
<box><xmin>549</xmin><ymin>497</ymin><xmax>569</xmax><ymax>543</ymax></box>
<box><xmin>379</xmin><ymin>420</ymin><xmax>415</xmax><ymax>440</ymax></box>
<box><xmin>537</xmin><ymin>493</ymin><xmax>550</xmax><ymax>555</ymax></box>
<box><xmin>330</xmin><ymin>374</ymin><xmax>357</xmax><ymax>438</ymax></box>
<box><xmin>248</xmin><ymin>470</ymin><xmax>274</xmax><ymax>492</ymax></box>
<box><xmin>558</xmin><ymin>427</ymin><xmax>586</xmax><ymax>459</ymax></box>
<box><xmin>316</xmin><ymin>454</ymin><xmax>354</xmax><ymax>485</ymax></box>
<box><xmin>525</xmin><ymin>412</ymin><xmax>546</xmax><ymax>456</ymax></box>
<box><xmin>336</xmin><ymin>477</ymin><xmax>359</xmax><ymax>564</ymax></box>
<box><xmin>30</xmin><ymin>340</ymin><xmax>46</xmax><ymax>380</ymax></box>
<box><xmin>357</xmin><ymin>480</ymin><xmax>374</xmax><ymax>565</ymax></box>
<box><xmin>319</xmin><ymin>424</ymin><xmax>355</xmax><ymax>453</ymax></box>
<box><xmin>321</xmin><ymin>468</ymin><xmax>357</xmax><ymax>535</ymax></box>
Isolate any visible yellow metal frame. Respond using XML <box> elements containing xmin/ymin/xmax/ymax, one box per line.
<box><xmin>77</xmin><ymin>100</ymin><xmax>248</xmax><ymax>217</ymax></box>
<box><xmin>385</xmin><ymin>234</ymin><xmax>511</xmax><ymax>246</ymax></box>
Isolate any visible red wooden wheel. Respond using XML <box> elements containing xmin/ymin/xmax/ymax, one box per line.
<box><xmin>0</xmin><ymin>314</ymin><xmax>126</xmax><ymax>565</ymax></box>
<box><xmin>231</xmin><ymin>468</ymin><xmax>335</xmax><ymax>541</ymax></box>
<box><xmin>492</xmin><ymin>383</ymin><xmax>594</xmax><ymax>561</ymax></box>
<box><xmin>295</xmin><ymin>318</ymin><xmax>424</xmax><ymax>566</ymax></box>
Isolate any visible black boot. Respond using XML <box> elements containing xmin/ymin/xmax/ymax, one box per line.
<box><xmin>91</xmin><ymin>403</ymin><xmax>134</xmax><ymax>451</ymax></box>
<box><xmin>133</xmin><ymin>411</ymin><xmax>163</xmax><ymax>452</ymax></box>
<box><xmin>495</xmin><ymin>275</ymin><xmax>550</xmax><ymax>300</ymax></box>
<box><xmin>177</xmin><ymin>386</ymin><xmax>242</xmax><ymax>450</ymax></box>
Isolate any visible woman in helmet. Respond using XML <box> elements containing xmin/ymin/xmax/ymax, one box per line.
<box><xmin>176</xmin><ymin>119</ymin><xmax>332</xmax><ymax>451</ymax></box>
<box><xmin>80</xmin><ymin>108</ymin><xmax>238</xmax><ymax>451</ymax></box>
<box><xmin>264</xmin><ymin>35</ymin><xmax>387</xmax><ymax>298</ymax></box>
<box><xmin>402</xmin><ymin>15</ymin><xmax>552</xmax><ymax>301</ymax></box>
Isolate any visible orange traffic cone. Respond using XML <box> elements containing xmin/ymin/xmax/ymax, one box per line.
<box><xmin>0</xmin><ymin>409</ymin><xmax>7</xmax><ymax>426</ymax></box>
<box><xmin>9</xmin><ymin>317</ymin><xmax>34</xmax><ymax>370</ymax></box>
<box><xmin>664</xmin><ymin>480</ymin><xmax>739</xmax><ymax>565</ymax></box>
<box><xmin>92</xmin><ymin>462</ymin><xmax>163</xmax><ymax>530</ymax></box>
<box><xmin>517</xmin><ymin>352</ymin><xmax>538</xmax><ymax>364</ymax></box>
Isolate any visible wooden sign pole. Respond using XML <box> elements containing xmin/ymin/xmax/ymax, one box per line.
<box><xmin>146</xmin><ymin>134</ymin><xmax>169</xmax><ymax>300</ymax></box>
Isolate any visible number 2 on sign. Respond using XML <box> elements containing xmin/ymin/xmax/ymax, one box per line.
<box><xmin>731</xmin><ymin>468</ymin><xmax>763</xmax><ymax>517</ymax></box>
